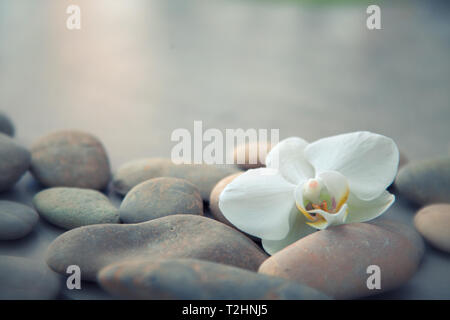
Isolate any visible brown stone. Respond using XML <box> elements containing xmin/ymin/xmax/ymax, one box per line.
<box><xmin>414</xmin><ymin>204</ymin><xmax>450</xmax><ymax>253</ymax></box>
<box><xmin>258</xmin><ymin>219</ymin><xmax>424</xmax><ymax>299</ymax></box>
<box><xmin>209</xmin><ymin>172</ymin><xmax>242</xmax><ymax>227</ymax></box>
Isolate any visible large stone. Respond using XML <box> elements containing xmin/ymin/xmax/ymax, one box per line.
<box><xmin>0</xmin><ymin>111</ymin><xmax>14</xmax><ymax>136</ymax></box>
<box><xmin>46</xmin><ymin>214</ymin><xmax>267</xmax><ymax>281</ymax></box>
<box><xmin>414</xmin><ymin>204</ymin><xmax>450</xmax><ymax>253</ymax></box>
<box><xmin>258</xmin><ymin>220</ymin><xmax>424</xmax><ymax>299</ymax></box>
<box><xmin>0</xmin><ymin>133</ymin><xmax>31</xmax><ymax>192</ymax></box>
<box><xmin>33</xmin><ymin>187</ymin><xmax>119</xmax><ymax>230</ymax></box>
<box><xmin>120</xmin><ymin>177</ymin><xmax>203</xmax><ymax>223</ymax></box>
<box><xmin>30</xmin><ymin>130</ymin><xmax>110</xmax><ymax>190</ymax></box>
<box><xmin>395</xmin><ymin>157</ymin><xmax>450</xmax><ymax>206</ymax></box>
<box><xmin>0</xmin><ymin>201</ymin><xmax>39</xmax><ymax>240</ymax></box>
<box><xmin>112</xmin><ymin>158</ymin><xmax>240</xmax><ymax>201</ymax></box>
<box><xmin>98</xmin><ymin>258</ymin><xmax>329</xmax><ymax>300</ymax></box>
<box><xmin>0</xmin><ymin>255</ymin><xmax>61</xmax><ymax>299</ymax></box>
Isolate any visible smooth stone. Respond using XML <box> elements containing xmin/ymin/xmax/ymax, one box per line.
<box><xmin>0</xmin><ymin>111</ymin><xmax>14</xmax><ymax>136</ymax></box>
<box><xmin>112</xmin><ymin>158</ymin><xmax>240</xmax><ymax>200</ymax></box>
<box><xmin>98</xmin><ymin>258</ymin><xmax>330</xmax><ymax>300</ymax></box>
<box><xmin>414</xmin><ymin>204</ymin><xmax>450</xmax><ymax>253</ymax></box>
<box><xmin>395</xmin><ymin>157</ymin><xmax>450</xmax><ymax>206</ymax></box>
<box><xmin>30</xmin><ymin>130</ymin><xmax>111</xmax><ymax>190</ymax></box>
<box><xmin>0</xmin><ymin>201</ymin><xmax>39</xmax><ymax>240</ymax></box>
<box><xmin>209</xmin><ymin>173</ymin><xmax>242</xmax><ymax>227</ymax></box>
<box><xmin>399</xmin><ymin>151</ymin><xmax>408</xmax><ymax>168</ymax></box>
<box><xmin>258</xmin><ymin>220</ymin><xmax>424</xmax><ymax>299</ymax></box>
<box><xmin>0</xmin><ymin>133</ymin><xmax>31</xmax><ymax>192</ymax></box>
<box><xmin>233</xmin><ymin>142</ymin><xmax>272</xmax><ymax>170</ymax></box>
<box><xmin>33</xmin><ymin>187</ymin><xmax>119</xmax><ymax>230</ymax></box>
<box><xmin>46</xmin><ymin>214</ymin><xmax>267</xmax><ymax>281</ymax></box>
<box><xmin>0</xmin><ymin>255</ymin><xmax>61</xmax><ymax>299</ymax></box>
<box><xmin>120</xmin><ymin>177</ymin><xmax>203</xmax><ymax>223</ymax></box>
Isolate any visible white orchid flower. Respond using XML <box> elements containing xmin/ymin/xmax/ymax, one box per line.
<box><xmin>219</xmin><ymin>132</ymin><xmax>399</xmax><ymax>255</ymax></box>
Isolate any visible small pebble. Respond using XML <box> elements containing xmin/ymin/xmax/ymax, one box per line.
<box><xmin>414</xmin><ymin>204</ymin><xmax>450</xmax><ymax>253</ymax></box>
<box><xmin>0</xmin><ymin>201</ymin><xmax>39</xmax><ymax>240</ymax></box>
<box><xmin>33</xmin><ymin>187</ymin><xmax>119</xmax><ymax>230</ymax></box>
<box><xmin>0</xmin><ymin>133</ymin><xmax>31</xmax><ymax>192</ymax></box>
<box><xmin>233</xmin><ymin>141</ymin><xmax>271</xmax><ymax>170</ymax></box>
<box><xmin>0</xmin><ymin>111</ymin><xmax>15</xmax><ymax>136</ymax></box>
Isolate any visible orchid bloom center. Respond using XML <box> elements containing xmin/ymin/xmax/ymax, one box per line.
<box><xmin>302</xmin><ymin>178</ymin><xmax>337</xmax><ymax>214</ymax></box>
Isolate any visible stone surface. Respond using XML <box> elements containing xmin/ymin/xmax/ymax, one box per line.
<box><xmin>120</xmin><ymin>177</ymin><xmax>203</xmax><ymax>223</ymax></box>
<box><xmin>414</xmin><ymin>204</ymin><xmax>450</xmax><ymax>253</ymax></box>
<box><xmin>33</xmin><ymin>187</ymin><xmax>119</xmax><ymax>229</ymax></box>
<box><xmin>0</xmin><ymin>255</ymin><xmax>61</xmax><ymax>299</ymax></box>
<box><xmin>395</xmin><ymin>157</ymin><xmax>450</xmax><ymax>206</ymax></box>
<box><xmin>258</xmin><ymin>219</ymin><xmax>424</xmax><ymax>299</ymax></box>
<box><xmin>0</xmin><ymin>111</ymin><xmax>14</xmax><ymax>136</ymax></box>
<box><xmin>233</xmin><ymin>142</ymin><xmax>272</xmax><ymax>170</ymax></box>
<box><xmin>98</xmin><ymin>258</ymin><xmax>330</xmax><ymax>300</ymax></box>
<box><xmin>112</xmin><ymin>158</ymin><xmax>240</xmax><ymax>201</ymax></box>
<box><xmin>0</xmin><ymin>201</ymin><xmax>39</xmax><ymax>240</ymax></box>
<box><xmin>46</xmin><ymin>214</ymin><xmax>267</xmax><ymax>281</ymax></box>
<box><xmin>209</xmin><ymin>172</ymin><xmax>242</xmax><ymax>227</ymax></box>
<box><xmin>0</xmin><ymin>133</ymin><xmax>31</xmax><ymax>192</ymax></box>
<box><xmin>30</xmin><ymin>130</ymin><xmax>111</xmax><ymax>190</ymax></box>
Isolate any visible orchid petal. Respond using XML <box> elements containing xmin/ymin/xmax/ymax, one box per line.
<box><xmin>265</xmin><ymin>137</ymin><xmax>314</xmax><ymax>185</ymax></box>
<box><xmin>218</xmin><ymin>168</ymin><xmax>296</xmax><ymax>240</ymax></box>
<box><xmin>317</xmin><ymin>170</ymin><xmax>349</xmax><ymax>211</ymax></box>
<box><xmin>345</xmin><ymin>191</ymin><xmax>395</xmax><ymax>224</ymax></box>
<box><xmin>305</xmin><ymin>131</ymin><xmax>399</xmax><ymax>201</ymax></box>
<box><xmin>306</xmin><ymin>204</ymin><xmax>349</xmax><ymax>230</ymax></box>
<box><xmin>261</xmin><ymin>208</ymin><xmax>316</xmax><ymax>255</ymax></box>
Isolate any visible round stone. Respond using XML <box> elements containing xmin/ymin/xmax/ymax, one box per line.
<box><xmin>0</xmin><ymin>201</ymin><xmax>39</xmax><ymax>240</ymax></box>
<box><xmin>0</xmin><ymin>255</ymin><xmax>61</xmax><ymax>299</ymax></box>
<box><xmin>395</xmin><ymin>157</ymin><xmax>450</xmax><ymax>206</ymax></box>
<box><xmin>233</xmin><ymin>141</ymin><xmax>271</xmax><ymax>170</ymax></box>
<box><xmin>33</xmin><ymin>187</ymin><xmax>119</xmax><ymax>230</ymax></box>
<box><xmin>112</xmin><ymin>158</ymin><xmax>240</xmax><ymax>200</ymax></box>
<box><xmin>258</xmin><ymin>220</ymin><xmax>424</xmax><ymax>299</ymax></box>
<box><xmin>0</xmin><ymin>111</ymin><xmax>14</xmax><ymax>136</ymax></box>
<box><xmin>98</xmin><ymin>258</ymin><xmax>330</xmax><ymax>300</ymax></box>
<box><xmin>46</xmin><ymin>214</ymin><xmax>268</xmax><ymax>281</ymax></box>
<box><xmin>0</xmin><ymin>133</ymin><xmax>31</xmax><ymax>192</ymax></box>
<box><xmin>414</xmin><ymin>204</ymin><xmax>450</xmax><ymax>253</ymax></box>
<box><xmin>209</xmin><ymin>172</ymin><xmax>242</xmax><ymax>227</ymax></box>
<box><xmin>30</xmin><ymin>130</ymin><xmax>111</xmax><ymax>190</ymax></box>
<box><xmin>120</xmin><ymin>177</ymin><xmax>203</xmax><ymax>223</ymax></box>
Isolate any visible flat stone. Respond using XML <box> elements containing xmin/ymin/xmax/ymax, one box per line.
<box><xmin>0</xmin><ymin>133</ymin><xmax>31</xmax><ymax>192</ymax></box>
<box><xmin>120</xmin><ymin>177</ymin><xmax>203</xmax><ymax>223</ymax></box>
<box><xmin>395</xmin><ymin>157</ymin><xmax>450</xmax><ymax>206</ymax></box>
<box><xmin>98</xmin><ymin>258</ymin><xmax>330</xmax><ymax>300</ymax></box>
<box><xmin>414</xmin><ymin>204</ymin><xmax>450</xmax><ymax>253</ymax></box>
<box><xmin>0</xmin><ymin>201</ymin><xmax>39</xmax><ymax>240</ymax></box>
<box><xmin>112</xmin><ymin>158</ymin><xmax>240</xmax><ymax>201</ymax></box>
<box><xmin>30</xmin><ymin>130</ymin><xmax>111</xmax><ymax>190</ymax></box>
<box><xmin>258</xmin><ymin>219</ymin><xmax>424</xmax><ymax>299</ymax></box>
<box><xmin>46</xmin><ymin>214</ymin><xmax>267</xmax><ymax>281</ymax></box>
<box><xmin>0</xmin><ymin>111</ymin><xmax>14</xmax><ymax>136</ymax></box>
<box><xmin>233</xmin><ymin>141</ymin><xmax>272</xmax><ymax>170</ymax></box>
<box><xmin>0</xmin><ymin>255</ymin><xmax>61</xmax><ymax>299</ymax></box>
<box><xmin>33</xmin><ymin>187</ymin><xmax>119</xmax><ymax>230</ymax></box>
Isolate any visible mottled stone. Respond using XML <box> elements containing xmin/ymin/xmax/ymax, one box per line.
<box><xmin>0</xmin><ymin>201</ymin><xmax>39</xmax><ymax>240</ymax></box>
<box><xmin>0</xmin><ymin>133</ymin><xmax>31</xmax><ymax>192</ymax></box>
<box><xmin>414</xmin><ymin>204</ymin><xmax>450</xmax><ymax>253</ymax></box>
<box><xmin>98</xmin><ymin>258</ymin><xmax>329</xmax><ymax>300</ymax></box>
<box><xmin>0</xmin><ymin>111</ymin><xmax>14</xmax><ymax>137</ymax></box>
<box><xmin>33</xmin><ymin>187</ymin><xmax>119</xmax><ymax>230</ymax></box>
<box><xmin>46</xmin><ymin>214</ymin><xmax>267</xmax><ymax>281</ymax></box>
<box><xmin>30</xmin><ymin>130</ymin><xmax>110</xmax><ymax>190</ymax></box>
<box><xmin>112</xmin><ymin>158</ymin><xmax>240</xmax><ymax>200</ymax></box>
<box><xmin>209</xmin><ymin>173</ymin><xmax>242</xmax><ymax>227</ymax></box>
<box><xmin>258</xmin><ymin>220</ymin><xmax>424</xmax><ymax>299</ymax></box>
<box><xmin>0</xmin><ymin>255</ymin><xmax>61</xmax><ymax>299</ymax></box>
<box><xmin>233</xmin><ymin>142</ymin><xmax>272</xmax><ymax>170</ymax></box>
<box><xmin>120</xmin><ymin>177</ymin><xmax>203</xmax><ymax>223</ymax></box>
<box><xmin>395</xmin><ymin>157</ymin><xmax>450</xmax><ymax>206</ymax></box>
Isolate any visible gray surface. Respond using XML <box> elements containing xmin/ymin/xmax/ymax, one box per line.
<box><xmin>0</xmin><ymin>0</ymin><xmax>449</xmax><ymax>299</ymax></box>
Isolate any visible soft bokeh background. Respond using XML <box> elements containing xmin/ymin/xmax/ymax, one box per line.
<box><xmin>0</xmin><ymin>0</ymin><xmax>449</xmax><ymax>299</ymax></box>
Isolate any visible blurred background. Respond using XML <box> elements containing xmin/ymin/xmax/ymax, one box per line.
<box><xmin>0</xmin><ymin>0</ymin><xmax>449</xmax><ymax>299</ymax></box>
